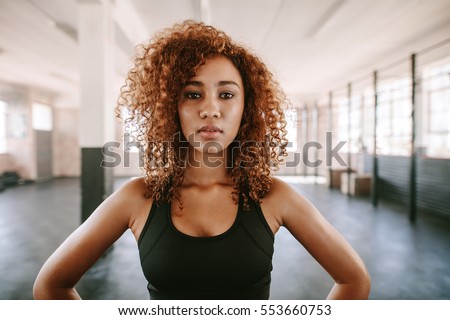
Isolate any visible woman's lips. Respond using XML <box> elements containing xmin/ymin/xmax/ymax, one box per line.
<box><xmin>198</xmin><ymin>125</ymin><xmax>222</xmax><ymax>139</ymax></box>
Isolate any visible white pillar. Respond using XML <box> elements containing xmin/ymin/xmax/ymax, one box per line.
<box><xmin>78</xmin><ymin>0</ymin><xmax>115</xmax><ymax>221</ymax></box>
<box><xmin>79</xmin><ymin>0</ymin><xmax>115</xmax><ymax>146</ymax></box>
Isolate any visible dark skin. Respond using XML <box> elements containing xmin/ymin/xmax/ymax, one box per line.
<box><xmin>33</xmin><ymin>56</ymin><xmax>370</xmax><ymax>299</ymax></box>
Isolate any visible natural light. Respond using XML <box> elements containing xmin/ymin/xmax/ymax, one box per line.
<box><xmin>0</xmin><ymin>101</ymin><xmax>7</xmax><ymax>153</ymax></box>
<box><xmin>32</xmin><ymin>103</ymin><xmax>53</xmax><ymax>131</ymax></box>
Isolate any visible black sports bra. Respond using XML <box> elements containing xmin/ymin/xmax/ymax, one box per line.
<box><xmin>137</xmin><ymin>196</ymin><xmax>274</xmax><ymax>300</ymax></box>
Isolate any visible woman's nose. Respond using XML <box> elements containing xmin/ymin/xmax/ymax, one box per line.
<box><xmin>199</xmin><ymin>96</ymin><xmax>221</xmax><ymax>119</ymax></box>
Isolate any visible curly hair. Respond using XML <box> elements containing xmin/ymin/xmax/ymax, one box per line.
<box><xmin>116</xmin><ymin>20</ymin><xmax>288</xmax><ymax>210</ymax></box>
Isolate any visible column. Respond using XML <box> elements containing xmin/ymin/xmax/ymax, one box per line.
<box><xmin>347</xmin><ymin>82</ymin><xmax>352</xmax><ymax>196</ymax></box>
<box><xmin>409</xmin><ymin>54</ymin><xmax>417</xmax><ymax>223</ymax></box>
<box><xmin>328</xmin><ymin>92</ymin><xmax>333</xmax><ymax>188</ymax></box>
<box><xmin>372</xmin><ymin>71</ymin><xmax>379</xmax><ymax>207</ymax></box>
<box><xmin>78</xmin><ymin>0</ymin><xmax>115</xmax><ymax>222</ymax></box>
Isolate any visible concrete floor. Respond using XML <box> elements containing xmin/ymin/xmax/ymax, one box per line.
<box><xmin>0</xmin><ymin>177</ymin><xmax>449</xmax><ymax>300</ymax></box>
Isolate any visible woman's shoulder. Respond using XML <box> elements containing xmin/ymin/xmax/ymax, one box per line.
<box><xmin>107</xmin><ymin>177</ymin><xmax>153</xmax><ymax>213</ymax></box>
<box><xmin>265</xmin><ymin>176</ymin><xmax>298</xmax><ymax>200</ymax></box>
<box><xmin>118</xmin><ymin>176</ymin><xmax>148</xmax><ymax>195</ymax></box>
<box><xmin>258</xmin><ymin>177</ymin><xmax>299</xmax><ymax>232</ymax></box>
<box><xmin>261</xmin><ymin>176</ymin><xmax>314</xmax><ymax>226</ymax></box>
<box><xmin>111</xmin><ymin>177</ymin><xmax>154</xmax><ymax>239</ymax></box>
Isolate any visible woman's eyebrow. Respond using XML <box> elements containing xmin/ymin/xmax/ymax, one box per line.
<box><xmin>218</xmin><ymin>80</ymin><xmax>240</xmax><ymax>88</ymax></box>
<box><xmin>185</xmin><ymin>80</ymin><xmax>203</xmax><ymax>87</ymax></box>
<box><xmin>184</xmin><ymin>80</ymin><xmax>240</xmax><ymax>88</ymax></box>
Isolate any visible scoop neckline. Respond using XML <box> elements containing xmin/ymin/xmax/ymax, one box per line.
<box><xmin>167</xmin><ymin>198</ymin><xmax>242</xmax><ymax>241</ymax></box>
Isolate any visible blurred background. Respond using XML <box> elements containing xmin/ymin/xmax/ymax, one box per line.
<box><xmin>0</xmin><ymin>0</ymin><xmax>449</xmax><ymax>300</ymax></box>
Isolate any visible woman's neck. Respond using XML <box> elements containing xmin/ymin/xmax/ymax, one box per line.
<box><xmin>183</xmin><ymin>148</ymin><xmax>231</xmax><ymax>187</ymax></box>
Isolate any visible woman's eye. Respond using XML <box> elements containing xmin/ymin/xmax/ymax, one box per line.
<box><xmin>185</xmin><ymin>92</ymin><xmax>201</xmax><ymax>99</ymax></box>
<box><xmin>220</xmin><ymin>92</ymin><xmax>234</xmax><ymax>99</ymax></box>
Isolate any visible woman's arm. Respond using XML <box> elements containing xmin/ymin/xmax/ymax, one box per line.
<box><xmin>33</xmin><ymin>178</ymin><xmax>149</xmax><ymax>299</ymax></box>
<box><xmin>269</xmin><ymin>178</ymin><xmax>371</xmax><ymax>299</ymax></box>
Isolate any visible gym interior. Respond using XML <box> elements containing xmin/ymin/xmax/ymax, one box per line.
<box><xmin>0</xmin><ymin>0</ymin><xmax>449</xmax><ymax>299</ymax></box>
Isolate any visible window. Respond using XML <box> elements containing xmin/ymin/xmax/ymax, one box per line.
<box><xmin>423</xmin><ymin>60</ymin><xmax>450</xmax><ymax>158</ymax></box>
<box><xmin>334</xmin><ymin>95</ymin><xmax>363</xmax><ymax>153</ymax></box>
<box><xmin>376</xmin><ymin>78</ymin><xmax>412</xmax><ymax>155</ymax></box>
<box><xmin>32</xmin><ymin>103</ymin><xmax>53</xmax><ymax>131</ymax></box>
<box><xmin>284</xmin><ymin>108</ymin><xmax>298</xmax><ymax>152</ymax></box>
<box><xmin>0</xmin><ymin>100</ymin><xmax>7</xmax><ymax>153</ymax></box>
<box><xmin>349</xmin><ymin>96</ymin><xmax>363</xmax><ymax>153</ymax></box>
<box><xmin>362</xmin><ymin>89</ymin><xmax>375</xmax><ymax>153</ymax></box>
<box><xmin>120</xmin><ymin>108</ymin><xmax>142</xmax><ymax>153</ymax></box>
<box><xmin>336</xmin><ymin>98</ymin><xmax>349</xmax><ymax>153</ymax></box>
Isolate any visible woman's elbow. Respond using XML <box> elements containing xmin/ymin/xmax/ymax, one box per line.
<box><xmin>353</xmin><ymin>264</ymin><xmax>371</xmax><ymax>299</ymax></box>
<box><xmin>33</xmin><ymin>268</ymin><xmax>70</xmax><ymax>300</ymax></box>
<box><xmin>33</xmin><ymin>275</ymin><xmax>81</xmax><ymax>300</ymax></box>
<box><xmin>33</xmin><ymin>275</ymin><xmax>50</xmax><ymax>300</ymax></box>
<box><xmin>33</xmin><ymin>268</ymin><xmax>60</xmax><ymax>300</ymax></box>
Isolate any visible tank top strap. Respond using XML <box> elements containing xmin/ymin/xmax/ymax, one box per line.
<box><xmin>239</xmin><ymin>198</ymin><xmax>274</xmax><ymax>259</ymax></box>
<box><xmin>138</xmin><ymin>200</ymin><xmax>170</xmax><ymax>262</ymax></box>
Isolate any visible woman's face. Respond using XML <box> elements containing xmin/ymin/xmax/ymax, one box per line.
<box><xmin>178</xmin><ymin>55</ymin><xmax>245</xmax><ymax>155</ymax></box>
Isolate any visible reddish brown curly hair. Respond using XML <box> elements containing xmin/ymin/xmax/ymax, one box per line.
<box><xmin>116</xmin><ymin>20</ymin><xmax>288</xmax><ymax>209</ymax></box>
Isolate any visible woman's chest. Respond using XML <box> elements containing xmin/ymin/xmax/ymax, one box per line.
<box><xmin>140</xmin><ymin>224</ymin><xmax>273</xmax><ymax>291</ymax></box>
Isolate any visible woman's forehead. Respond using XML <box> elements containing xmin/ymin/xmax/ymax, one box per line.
<box><xmin>188</xmin><ymin>56</ymin><xmax>243</xmax><ymax>84</ymax></box>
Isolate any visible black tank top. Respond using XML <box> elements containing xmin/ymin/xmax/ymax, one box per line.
<box><xmin>138</xmin><ymin>196</ymin><xmax>274</xmax><ymax>300</ymax></box>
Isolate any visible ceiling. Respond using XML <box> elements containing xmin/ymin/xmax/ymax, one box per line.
<box><xmin>0</xmin><ymin>0</ymin><xmax>449</xmax><ymax>108</ymax></box>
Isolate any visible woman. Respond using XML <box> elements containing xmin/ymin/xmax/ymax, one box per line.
<box><xmin>34</xmin><ymin>20</ymin><xmax>370</xmax><ymax>300</ymax></box>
